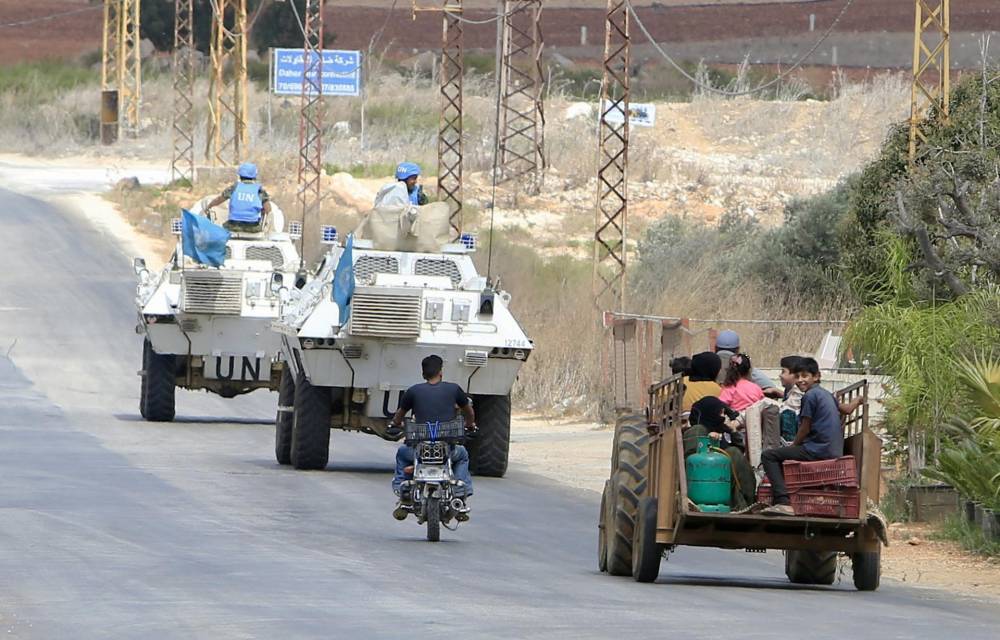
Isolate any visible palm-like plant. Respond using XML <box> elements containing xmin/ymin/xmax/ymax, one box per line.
<box><xmin>923</xmin><ymin>355</ymin><xmax>1000</xmax><ymax>510</ymax></box>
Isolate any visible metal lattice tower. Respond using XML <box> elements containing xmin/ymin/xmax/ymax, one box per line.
<box><xmin>206</xmin><ymin>0</ymin><xmax>249</xmax><ymax>166</ymax></box>
<box><xmin>497</xmin><ymin>0</ymin><xmax>545</xmax><ymax>191</ymax></box>
<box><xmin>594</xmin><ymin>0</ymin><xmax>630</xmax><ymax>312</ymax></box>
<box><xmin>909</xmin><ymin>0</ymin><xmax>950</xmax><ymax>164</ymax></box>
<box><xmin>101</xmin><ymin>0</ymin><xmax>141</xmax><ymax>138</ymax></box>
<box><xmin>439</xmin><ymin>1</ymin><xmax>464</xmax><ymax>237</ymax></box>
<box><xmin>171</xmin><ymin>0</ymin><xmax>195</xmax><ymax>184</ymax></box>
<box><xmin>298</xmin><ymin>0</ymin><xmax>325</xmax><ymax>254</ymax></box>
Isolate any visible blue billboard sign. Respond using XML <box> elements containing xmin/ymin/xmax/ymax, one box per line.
<box><xmin>272</xmin><ymin>48</ymin><xmax>362</xmax><ymax>97</ymax></box>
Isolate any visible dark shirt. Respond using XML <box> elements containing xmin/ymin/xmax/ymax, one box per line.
<box><xmin>799</xmin><ymin>384</ymin><xmax>843</xmax><ymax>459</ymax></box>
<box><xmin>399</xmin><ymin>381</ymin><xmax>469</xmax><ymax>424</ymax></box>
<box><xmin>221</xmin><ymin>181</ymin><xmax>270</xmax><ymax>203</ymax></box>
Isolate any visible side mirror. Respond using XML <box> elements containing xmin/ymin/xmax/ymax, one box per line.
<box><xmin>133</xmin><ymin>257</ymin><xmax>147</xmax><ymax>275</ymax></box>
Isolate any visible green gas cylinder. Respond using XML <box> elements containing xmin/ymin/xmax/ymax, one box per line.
<box><xmin>686</xmin><ymin>436</ymin><xmax>732</xmax><ymax>511</ymax></box>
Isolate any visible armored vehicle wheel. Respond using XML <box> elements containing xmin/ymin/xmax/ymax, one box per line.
<box><xmin>785</xmin><ymin>550</ymin><xmax>838</xmax><ymax>585</ymax></box>
<box><xmin>275</xmin><ymin>366</ymin><xmax>294</xmax><ymax>465</ymax></box>
<box><xmin>598</xmin><ymin>480</ymin><xmax>610</xmax><ymax>572</ymax></box>
<box><xmin>290</xmin><ymin>373</ymin><xmax>331</xmax><ymax>470</ymax></box>
<box><xmin>632</xmin><ymin>496</ymin><xmax>662</xmax><ymax>582</ymax></box>
<box><xmin>468</xmin><ymin>394</ymin><xmax>511</xmax><ymax>478</ymax></box>
<box><xmin>851</xmin><ymin>548</ymin><xmax>881</xmax><ymax>591</ymax></box>
<box><xmin>606</xmin><ymin>413</ymin><xmax>650</xmax><ymax>576</ymax></box>
<box><xmin>426</xmin><ymin>496</ymin><xmax>441</xmax><ymax>542</ymax></box>
<box><xmin>140</xmin><ymin>338</ymin><xmax>176</xmax><ymax>422</ymax></box>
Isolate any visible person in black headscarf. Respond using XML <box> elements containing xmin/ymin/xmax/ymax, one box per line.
<box><xmin>686</xmin><ymin>396</ymin><xmax>757</xmax><ymax>509</ymax></box>
<box><xmin>688</xmin><ymin>396</ymin><xmax>741</xmax><ymax>449</ymax></box>
<box><xmin>682</xmin><ymin>352</ymin><xmax>723</xmax><ymax>412</ymax></box>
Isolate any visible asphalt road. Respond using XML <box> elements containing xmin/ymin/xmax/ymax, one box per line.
<box><xmin>1</xmin><ymin>187</ymin><xmax>998</xmax><ymax>639</ymax></box>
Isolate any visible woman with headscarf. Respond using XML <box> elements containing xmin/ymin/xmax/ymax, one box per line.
<box><xmin>682</xmin><ymin>351</ymin><xmax>723</xmax><ymax>412</ymax></box>
<box><xmin>685</xmin><ymin>396</ymin><xmax>757</xmax><ymax>509</ymax></box>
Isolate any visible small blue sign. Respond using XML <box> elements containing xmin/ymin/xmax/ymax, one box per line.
<box><xmin>272</xmin><ymin>48</ymin><xmax>362</xmax><ymax>97</ymax></box>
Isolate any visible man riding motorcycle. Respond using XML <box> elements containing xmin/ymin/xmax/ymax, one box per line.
<box><xmin>389</xmin><ymin>355</ymin><xmax>476</xmax><ymax>519</ymax></box>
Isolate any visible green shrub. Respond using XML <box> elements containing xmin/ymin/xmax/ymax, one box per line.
<box><xmin>0</xmin><ymin>61</ymin><xmax>96</xmax><ymax>104</ymax></box>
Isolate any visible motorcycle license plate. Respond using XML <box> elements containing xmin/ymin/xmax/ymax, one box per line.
<box><xmin>415</xmin><ymin>466</ymin><xmax>446</xmax><ymax>481</ymax></box>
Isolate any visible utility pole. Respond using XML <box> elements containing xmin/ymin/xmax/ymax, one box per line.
<box><xmin>594</xmin><ymin>0</ymin><xmax>630</xmax><ymax>312</ymax></box>
<box><xmin>298</xmin><ymin>0</ymin><xmax>325</xmax><ymax>257</ymax></box>
<box><xmin>207</xmin><ymin>0</ymin><xmax>249</xmax><ymax>166</ymax></box>
<box><xmin>100</xmin><ymin>0</ymin><xmax>141</xmax><ymax>142</ymax></box>
<box><xmin>909</xmin><ymin>0</ymin><xmax>950</xmax><ymax>165</ymax></box>
<box><xmin>439</xmin><ymin>1</ymin><xmax>464</xmax><ymax>238</ymax></box>
<box><xmin>497</xmin><ymin>0</ymin><xmax>545</xmax><ymax>192</ymax></box>
<box><xmin>171</xmin><ymin>0</ymin><xmax>195</xmax><ymax>184</ymax></box>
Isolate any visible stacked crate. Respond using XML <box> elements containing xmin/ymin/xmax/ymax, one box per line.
<box><xmin>757</xmin><ymin>456</ymin><xmax>860</xmax><ymax>518</ymax></box>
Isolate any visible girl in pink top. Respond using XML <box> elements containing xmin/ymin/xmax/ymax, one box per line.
<box><xmin>719</xmin><ymin>353</ymin><xmax>764</xmax><ymax>411</ymax></box>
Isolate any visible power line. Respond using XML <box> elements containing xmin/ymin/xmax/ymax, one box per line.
<box><xmin>0</xmin><ymin>5</ymin><xmax>101</xmax><ymax>29</ymax></box>
<box><xmin>444</xmin><ymin>6</ymin><xmax>518</xmax><ymax>26</ymax></box>
<box><xmin>625</xmin><ymin>0</ymin><xmax>856</xmax><ymax>98</ymax></box>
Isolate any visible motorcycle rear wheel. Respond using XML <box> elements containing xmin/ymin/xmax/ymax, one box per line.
<box><xmin>426</xmin><ymin>496</ymin><xmax>441</xmax><ymax>542</ymax></box>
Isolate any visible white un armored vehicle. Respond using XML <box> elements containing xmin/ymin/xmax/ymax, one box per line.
<box><xmin>272</xmin><ymin>203</ymin><xmax>532</xmax><ymax>477</ymax></box>
<box><xmin>134</xmin><ymin>202</ymin><xmax>307</xmax><ymax>421</ymax></box>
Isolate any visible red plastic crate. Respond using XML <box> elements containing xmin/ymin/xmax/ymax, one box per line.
<box><xmin>783</xmin><ymin>456</ymin><xmax>858</xmax><ymax>490</ymax></box>
<box><xmin>756</xmin><ymin>483</ymin><xmax>860</xmax><ymax>518</ymax></box>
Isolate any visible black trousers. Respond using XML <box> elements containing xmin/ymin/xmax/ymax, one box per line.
<box><xmin>761</xmin><ymin>445</ymin><xmax>817</xmax><ymax>505</ymax></box>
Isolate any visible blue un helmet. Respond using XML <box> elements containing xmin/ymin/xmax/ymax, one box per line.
<box><xmin>237</xmin><ymin>162</ymin><xmax>258</xmax><ymax>180</ymax></box>
<box><xmin>395</xmin><ymin>162</ymin><xmax>421</xmax><ymax>181</ymax></box>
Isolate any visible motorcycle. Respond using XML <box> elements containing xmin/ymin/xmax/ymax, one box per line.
<box><xmin>392</xmin><ymin>419</ymin><xmax>473</xmax><ymax>542</ymax></box>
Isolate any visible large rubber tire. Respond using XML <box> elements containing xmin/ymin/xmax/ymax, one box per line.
<box><xmin>632</xmin><ymin>496</ymin><xmax>662</xmax><ymax>583</ymax></box>
<box><xmin>139</xmin><ymin>338</ymin><xmax>176</xmax><ymax>422</ymax></box>
<box><xmin>426</xmin><ymin>496</ymin><xmax>441</xmax><ymax>542</ymax></box>
<box><xmin>785</xmin><ymin>550</ymin><xmax>838</xmax><ymax>585</ymax></box>
<box><xmin>606</xmin><ymin>413</ymin><xmax>650</xmax><ymax>576</ymax></box>
<box><xmin>468</xmin><ymin>394</ymin><xmax>511</xmax><ymax>478</ymax></box>
<box><xmin>852</xmin><ymin>548</ymin><xmax>881</xmax><ymax>591</ymax></box>
<box><xmin>290</xmin><ymin>373</ymin><xmax>331</xmax><ymax>470</ymax></box>
<box><xmin>598</xmin><ymin>480</ymin><xmax>610</xmax><ymax>572</ymax></box>
<box><xmin>274</xmin><ymin>366</ymin><xmax>294</xmax><ymax>465</ymax></box>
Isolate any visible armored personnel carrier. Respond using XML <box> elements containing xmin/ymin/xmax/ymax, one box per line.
<box><xmin>134</xmin><ymin>202</ymin><xmax>309</xmax><ymax>421</ymax></box>
<box><xmin>272</xmin><ymin>203</ymin><xmax>532</xmax><ymax>477</ymax></box>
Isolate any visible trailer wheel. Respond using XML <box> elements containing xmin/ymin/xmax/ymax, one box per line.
<box><xmin>139</xmin><ymin>338</ymin><xmax>176</xmax><ymax>422</ymax></box>
<box><xmin>468</xmin><ymin>394</ymin><xmax>511</xmax><ymax>478</ymax></box>
<box><xmin>606</xmin><ymin>413</ymin><xmax>650</xmax><ymax>576</ymax></box>
<box><xmin>785</xmin><ymin>550</ymin><xmax>838</xmax><ymax>585</ymax></box>
<box><xmin>598</xmin><ymin>480</ymin><xmax>610</xmax><ymax>572</ymax></box>
<box><xmin>632</xmin><ymin>496</ymin><xmax>662</xmax><ymax>583</ymax></box>
<box><xmin>290</xmin><ymin>373</ymin><xmax>331</xmax><ymax>470</ymax></box>
<box><xmin>274</xmin><ymin>366</ymin><xmax>294</xmax><ymax>465</ymax></box>
<box><xmin>851</xmin><ymin>548</ymin><xmax>881</xmax><ymax>591</ymax></box>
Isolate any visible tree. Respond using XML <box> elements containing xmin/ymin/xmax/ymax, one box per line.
<box><xmin>842</xmin><ymin>71</ymin><xmax>1000</xmax><ymax>305</ymax></box>
<box><xmin>250</xmin><ymin>0</ymin><xmax>336</xmax><ymax>55</ymax></box>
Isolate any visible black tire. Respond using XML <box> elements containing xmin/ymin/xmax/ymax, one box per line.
<box><xmin>139</xmin><ymin>338</ymin><xmax>176</xmax><ymax>422</ymax></box>
<box><xmin>852</xmin><ymin>548</ymin><xmax>881</xmax><ymax>591</ymax></box>
<box><xmin>632</xmin><ymin>496</ymin><xmax>662</xmax><ymax>583</ymax></box>
<box><xmin>426</xmin><ymin>496</ymin><xmax>441</xmax><ymax>542</ymax></box>
<box><xmin>606</xmin><ymin>413</ymin><xmax>650</xmax><ymax>576</ymax></box>
<box><xmin>290</xmin><ymin>373</ymin><xmax>331</xmax><ymax>470</ymax></box>
<box><xmin>274</xmin><ymin>366</ymin><xmax>294</xmax><ymax>465</ymax></box>
<box><xmin>468</xmin><ymin>394</ymin><xmax>511</xmax><ymax>478</ymax></box>
<box><xmin>785</xmin><ymin>550</ymin><xmax>838</xmax><ymax>585</ymax></box>
<box><xmin>598</xmin><ymin>480</ymin><xmax>610</xmax><ymax>573</ymax></box>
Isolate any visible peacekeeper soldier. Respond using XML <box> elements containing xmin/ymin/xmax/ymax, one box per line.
<box><xmin>205</xmin><ymin>162</ymin><xmax>272</xmax><ymax>233</ymax></box>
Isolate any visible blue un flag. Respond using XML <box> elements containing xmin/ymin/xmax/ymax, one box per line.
<box><xmin>331</xmin><ymin>234</ymin><xmax>355</xmax><ymax>325</ymax></box>
<box><xmin>181</xmin><ymin>209</ymin><xmax>230</xmax><ymax>267</ymax></box>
